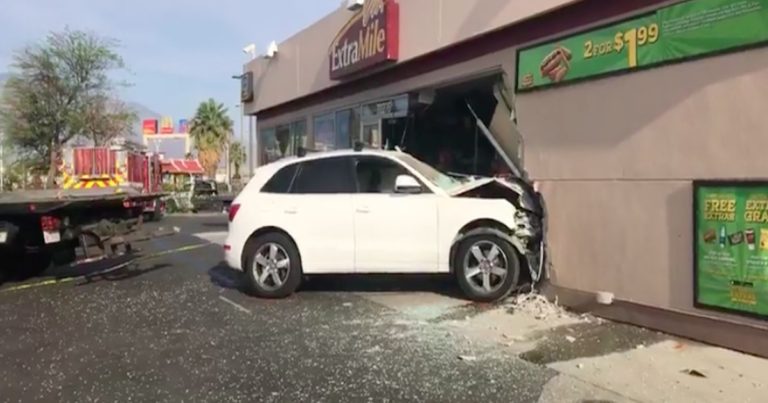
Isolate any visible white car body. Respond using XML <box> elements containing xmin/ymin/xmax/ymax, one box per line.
<box><xmin>224</xmin><ymin>149</ymin><xmax>541</xmax><ymax>277</ymax></box>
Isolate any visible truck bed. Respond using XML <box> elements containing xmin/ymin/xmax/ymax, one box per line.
<box><xmin>0</xmin><ymin>188</ymin><xmax>163</xmax><ymax>215</ymax></box>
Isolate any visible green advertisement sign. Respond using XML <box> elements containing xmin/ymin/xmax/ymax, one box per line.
<box><xmin>517</xmin><ymin>0</ymin><xmax>768</xmax><ymax>91</ymax></box>
<box><xmin>695</xmin><ymin>182</ymin><xmax>768</xmax><ymax>318</ymax></box>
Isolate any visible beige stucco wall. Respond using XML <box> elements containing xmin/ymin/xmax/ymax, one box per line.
<box><xmin>518</xmin><ymin>46</ymin><xmax>768</xmax><ymax>328</ymax></box>
<box><xmin>245</xmin><ymin>0</ymin><xmax>581</xmax><ymax>114</ymax></box>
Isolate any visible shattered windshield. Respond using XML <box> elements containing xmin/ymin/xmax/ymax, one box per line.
<box><xmin>395</xmin><ymin>154</ymin><xmax>466</xmax><ymax>191</ymax></box>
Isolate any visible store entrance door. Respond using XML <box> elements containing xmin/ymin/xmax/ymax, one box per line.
<box><xmin>361</xmin><ymin>121</ymin><xmax>382</xmax><ymax>148</ymax></box>
<box><xmin>382</xmin><ymin>117</ymin><xmax>408</xmax><ymax>150</ymax></box>
<box><xmin>360</xmin><ymin>94</ymin><xmax>409</xmax><ymax>149</ymax></box>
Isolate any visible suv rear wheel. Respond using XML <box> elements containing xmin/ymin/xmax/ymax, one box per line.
<box><xmin>454</xmin><ymin>234</ymin><xmax>520</xmax><ymax>302</ymax></box>
<box><xmin>243</xmin><ymin>232</ymin><xmax>302</xmax><ymax>298</ymax></box>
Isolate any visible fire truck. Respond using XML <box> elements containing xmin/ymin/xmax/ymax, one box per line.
<box><xmin>59</xmin><ymin>146</ymin><xmax>166</xmax><ymax>220</ymax></box>
<box><xmin>0</xmin><ymin>146</ymin><xmax>170</xmax><ymax>283</ymax></box>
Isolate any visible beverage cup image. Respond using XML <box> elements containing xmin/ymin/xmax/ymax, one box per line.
<box><xmin>746</xmin><ymin>228</ymin><xmax>756</xmax><ymax>250</ymax></box>
<box><xmin>719</xmin><ymin>226</ymin><xmax>727</xmax><ymax>248</ymax></box>
<box><xmin>728</xmin><ymin>231</ymin><xmax>744</xmax><ymax>246</ymax></box>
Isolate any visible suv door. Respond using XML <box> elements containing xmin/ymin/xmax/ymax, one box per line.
<box><xmin>352</xmin><ymin>156</ymin><xmax>439</xmax><ymax>273</ymax></box>
<box><xmin>284</xmin><ymin>156</ymin><xmax>357</xmax><ymax>273</ymax></box>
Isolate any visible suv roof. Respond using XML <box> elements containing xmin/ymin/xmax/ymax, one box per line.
<box><xmin>264</xmin><ymin>148</ymin><xmax>405</xmax><ymax>170</ymax></box>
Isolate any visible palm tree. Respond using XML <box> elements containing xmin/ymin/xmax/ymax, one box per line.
<box><xmin>189</xmin><ymin>99</ymin><xmax>233</xmax><ymax>178</ymax></box>
<box><xmin>229</xmin><ymin>141</ymin><xmax>246</xmax><ymax>179</ymax></box>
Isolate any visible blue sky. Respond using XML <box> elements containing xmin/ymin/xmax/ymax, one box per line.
<box><xmin>0</xmin><ymin>0</ymin><xmax>339</xmax><ymax>148</ymax></box>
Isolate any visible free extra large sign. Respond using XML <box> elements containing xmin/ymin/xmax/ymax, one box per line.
<box><xmin>329</xmin><ymin>0</ymin><xmax>400</xmax><ymax>80</ymax></box>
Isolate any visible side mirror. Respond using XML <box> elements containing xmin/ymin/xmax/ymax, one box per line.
<box><xmin>394</xmin><ymin>175</ymin><xmax>422</xmax><ymax>194</ymax></box>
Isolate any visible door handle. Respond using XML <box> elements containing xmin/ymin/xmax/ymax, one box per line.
<box><xmin>284</xmin><ymin>207</ymin><xmax>298</xmax><ymax>214</ymax></box>
<box><xmin>356</xmin><ymin>207</ymin><xmax>370</xmax><ymax>214</ymax></box>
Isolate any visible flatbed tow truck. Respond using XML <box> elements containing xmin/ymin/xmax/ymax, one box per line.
<box><xmin>0</xmin><ymin>187</ymin><xmax>173</xmax><ymax>283</ymax></box>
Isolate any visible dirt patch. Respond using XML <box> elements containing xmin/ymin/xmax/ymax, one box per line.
<box><xmin>519</xmin><ymin>321</ymin><xmax>667</xmax><ymax>365</ymax></box>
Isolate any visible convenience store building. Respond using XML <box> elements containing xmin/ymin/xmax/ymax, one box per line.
<box><xmin>241</xmin><ymin>0</ymin><xmax>768</xmax><ymax>356</ymax></box>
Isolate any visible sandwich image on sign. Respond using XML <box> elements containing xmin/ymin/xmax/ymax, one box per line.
<box><xmin>703</xmin><ymin>228</ymin><xmax>717</xmax><ymax>244</ymax></box>
<box><xmin>540</xmin><ymin>45</ymin><xmax>572</xmax><ymax>83</ymax></box>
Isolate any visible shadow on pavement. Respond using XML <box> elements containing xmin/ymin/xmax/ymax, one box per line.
<box><xmin>208</xmin><ymin>263</ymin><xmax>244</xmax><ymax>291</ymax></box>
<box><xmin>207</xmin><ymin>264</ymin><xmax>463</xmax><ymax>298</ymax></box>
<box><xmin>300</xmin><ymin>274</ymin><xmax>464</xmax><ymax>298</ymax></box>
<box><xmin>78</xmin><ymin>263</ymin><xmax>172</xmax><ymax>285</ymax></box>
<box><xmin>45</xmin><ymin>254</ymin><xmax>138</xmax><ymax>280</ymax></box>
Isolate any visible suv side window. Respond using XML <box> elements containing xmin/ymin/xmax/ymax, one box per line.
<box><xmin>355</xmin><ymin>156</ymin><xmax>429</xmax><ymax>194</ymax></box>
<box><xmin>261</xmin><ymin>163</ymin><xmax>298</xmax><ymax>193</ymax></box>
<box><xmin>291</xmin><ymin>157</ymin><xmax>356</xmax><ymax>194</ymax></box>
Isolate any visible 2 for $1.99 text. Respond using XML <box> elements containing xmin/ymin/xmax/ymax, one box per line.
<box><xmin>583</xmin><ymin>23</ymin><xmax>660</xmax><ymax>68</ymax></box>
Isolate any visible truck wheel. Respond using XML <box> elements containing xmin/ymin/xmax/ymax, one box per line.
<box><xmin>0</xmin><ymin>250</ymin><xmax>22</xmax><ymax>282</ymax></box>
<box><xmin>0</xmin><ymin>257</ymin><xmax>11</xmax><ymax>284</ymax></box>
<box><xmin>454</xmin><ymin>234</ymin><xmax>520</xmax><ymax>303</ymax></box>
<box><xmin>243</xmin><ymin>232</ymin><xmax>302</xmax><ymax>299</ymax></box>
<box><xmin>21</xmin><ymin>252</ymin><xmax>52</xmax><ymax>278</ymax></box>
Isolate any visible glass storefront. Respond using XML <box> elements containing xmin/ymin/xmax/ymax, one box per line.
<box><xmin>259</xmin><ymin>118</ymin><xmax>306</xmax><ymax>164</ymax></box>
<box><xmin>258</xmin><ymin>94</ymin><xmax>408</xmax><ymax>165</ymax></box>
<box><xmin>335</xmin><ymin>108</ymin><xmax>358</xmax><ymax>149</ymax></box>
<box><xmin>312</xmin><ymin>108</ymin><xmax>360</xmax><ymax>151</ymax></box>
<box><xmin>259</xmin><ymin>127</ymin><xmax>278</xmax><ymax>164</ymax></box>
<box><xmin>313</xmin><ymin>113</ymin><xmax>336</xmax><ymax>151</ymax></box>
<box><xmin>360</xmin><ymin>94</ymin><xmax>409</xmax><ymax>148</ymax></box>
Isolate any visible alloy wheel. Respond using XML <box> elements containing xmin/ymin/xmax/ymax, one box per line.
<box><xmin>252</xmin><ymin>243</ymin><xmax>291</xmax><ymax>291</ymax></box>
<box><xmin>462</xmin><ymin>240</ymin><xmax>509</xmax><ymax>295</ymax></box>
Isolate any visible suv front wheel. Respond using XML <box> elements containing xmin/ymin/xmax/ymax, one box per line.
<box><xmin>454</xmin><ymin>234</ymin><xmax>520</xmax><ymax>302</ymax></box>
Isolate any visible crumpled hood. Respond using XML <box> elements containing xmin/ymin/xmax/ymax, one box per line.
<box><xmin>446</xmin><ymin>177</ymin><xmax>505</xmax><ymax>197</ymax></box>
<box><xmin>446</xmin><ymin>176</ymin><xmax>542</xmax><ymax>216</ymax></box>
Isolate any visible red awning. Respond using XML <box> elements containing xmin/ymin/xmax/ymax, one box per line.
<box><xmin>161</xmin><ymin>159</ymin><xmax>204</xmax><ymax>175</ymax></box>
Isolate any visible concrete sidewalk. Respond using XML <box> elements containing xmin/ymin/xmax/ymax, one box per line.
<box><xmin>367</xmin><ymin>291</ymin><xmax>768</xmax><ymax>403</ymax></box>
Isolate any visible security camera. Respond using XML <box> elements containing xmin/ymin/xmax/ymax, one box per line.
<box><xmin>242</xmin><ymin>43</ymin><xmax>257</xmax><ymax>58</ymax></box>
<box><xmin>346</xmin><ymin>0</ymin><xmax>364</xmax><ymax>11</ymax></box>
<box><xmin>265</xmin><ymin>41</ymin><xmax>279</xmax><ymax>59</ymax></box>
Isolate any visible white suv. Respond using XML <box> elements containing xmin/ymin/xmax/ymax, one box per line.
<box><xmin>224</xmin><ymin>149</ymin><xmax>545</xmax><ymax>302</ymax></box>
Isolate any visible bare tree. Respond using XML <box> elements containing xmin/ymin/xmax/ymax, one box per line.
<box><xmin>0</xmin><ymin>29</ymin><xmax>127</xmax><ymax>187</ymax></box>
<box><xmin>78</xmin><ymin>94</ymin><xmax>137</xmax><ymax>146</ymax></box>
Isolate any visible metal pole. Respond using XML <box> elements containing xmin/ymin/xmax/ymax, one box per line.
<box><xmin>254</xmin><ymin>116</ymin><xmax>258</xmax><ymax>168</ymax></box>
<box><xmin>225</xmin><ymin>137</ymin><xmax>231</xmax><ymax>191</ymax></box>
<box><xmin>248</xmin><ymin>115</ymin><xmax>254</xmax><ymax>177</ymax></box>
<box><xmin>240</xmin><ymin>103</ymin><xmax>245</xmax><ymax>145</ymax></box>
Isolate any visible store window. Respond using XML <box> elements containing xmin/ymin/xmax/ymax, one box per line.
<box><xmin>313</xmin><ymin>113</ymin><xmax>336</xmax><ymax>151</ymax></box>
<box><xmin>259</xmin><ymin>127</ymin><xmax>279</xmax><ymax>164</ymax></box>
<box><xmin>335</xmin><ymin>108</ymin><xmax>359</xmax><ymax>150</ymax></box>
<box><xmin>259</xmin><ymin>118</ymin><xmax>307</xmax><ymax>165</ymax></box>
<box><xmin>360</xmin><ymin>94</ymin><xmax>409</xmax><ymax>149</ymax></box>
<box><xmin>291</xmin><ymin>120</ymin><xmax>308</xmax><ymax>152</ymax></box>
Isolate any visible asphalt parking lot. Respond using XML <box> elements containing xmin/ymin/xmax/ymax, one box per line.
<box><xmin>0</xmin><ymin>214</ymin><xmax>576</xmax><ymax>402</ymax></box>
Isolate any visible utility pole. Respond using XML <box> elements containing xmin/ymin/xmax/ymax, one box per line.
<box><xmin>0</xmin><ymin>130</ymin><xmax>5</xmax><ymax>191</ymax></box>
<box><xmin>225</xmin><ymin>134</ymin><xmax>232</xmax><ymax>192</ymax></box>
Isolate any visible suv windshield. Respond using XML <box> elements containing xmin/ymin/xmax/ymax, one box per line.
<box><xmin>395</xmin><ymin>154</ymin><xmax>464</xmax><ymax>191</ymax></box>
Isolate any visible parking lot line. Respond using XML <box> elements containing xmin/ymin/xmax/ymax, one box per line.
<box><xmin>219</xmin><ymin>295</ymin><xmax>252</xmax><ymax>314</ymax></box>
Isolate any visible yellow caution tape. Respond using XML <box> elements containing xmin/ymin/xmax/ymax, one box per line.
<box><xmin>0</xmin><ymin>243</ymin><xmax>214</xmax><ymax>294</ymax></box>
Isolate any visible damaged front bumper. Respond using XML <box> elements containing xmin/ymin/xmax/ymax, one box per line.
<box><xmin>450</xmin><ymin>176</ymin><xmax>548</xmax><ymax>283</ymax></box>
